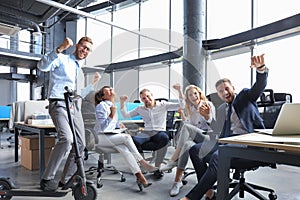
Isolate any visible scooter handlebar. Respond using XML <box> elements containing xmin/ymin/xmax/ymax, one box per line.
<box><xmin>64</xmin><ymin>86</ymin><xmax>75</xmax><ymax>96</ymax></box>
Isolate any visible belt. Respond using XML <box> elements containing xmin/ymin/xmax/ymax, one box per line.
<box><xmin>49</xmin><ymin>98</ymin><xmax>64</xmax><ymax>102</ymax></box>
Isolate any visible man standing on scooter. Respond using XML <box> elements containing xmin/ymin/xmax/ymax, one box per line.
<box><xmin>38</xmin><ymin>36</ymin><xmax>100</xmax><ymax>191</ymax></box>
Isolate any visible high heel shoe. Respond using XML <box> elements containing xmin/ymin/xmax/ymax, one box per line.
<box><xmin>148</xmin><ymin>167</ymin><xmax>159</xmax><ymax>173</ymax></box>
<box><xmin>136</xmin><ymin>179</ymin><xmax>152</xmax><ymax>191</ymax></box>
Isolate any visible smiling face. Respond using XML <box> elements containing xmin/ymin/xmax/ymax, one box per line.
<box><xmin>216</xmin><ymin>81</ymin><xmax>235</xmax><ymax>104</ymax></box>
<box><xmin>140</xmin><ymin>90</ymin><xmax>155</xmax><ymax>108</ymax></box>
<box><xmin>102</xmin><ymin>87</ymin><xmax>115</xmax><ymax>101</ymax></box>
<box><xmin>74</xmin><ymin>40</ymin><xmax>92</xmax><ymax>60</ymax></box>
<box><xmin>187</xmin><ymin>88</ymin><xmax>201</xmax><ymax>107</ymax></box>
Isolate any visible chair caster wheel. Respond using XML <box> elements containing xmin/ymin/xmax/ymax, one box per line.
<box><xmin>120</xmin><ymin>175</ymin><xmax>126</xmax><ymax>182</ymax></box>
<box><xmin>97</xmin><ymin>182</ymin><xmax>103</xmax><ymax>188</ymax></box>
<box><xmin>269</xmin><ymin>192</ymin><xmax>277</xmax><ymax>200</ymax></box>
<box><xmin>182</xmin><ymin>179</ymin><xmax>187</xmax><ymax>185</ymax></box>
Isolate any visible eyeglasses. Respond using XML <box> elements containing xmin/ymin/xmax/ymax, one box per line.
<box><xmin>79</xmin><ymin>43</ymin><xmax>92</xmax><ymax>52</ymax></box>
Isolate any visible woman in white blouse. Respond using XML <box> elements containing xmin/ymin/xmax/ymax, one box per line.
<box><xmin>94</xmin><ymin>86</ymin><xmax>157</xmax><ymax>191</ymax></box>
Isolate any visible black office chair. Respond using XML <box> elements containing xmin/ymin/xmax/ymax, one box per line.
<box><xmin>257</xmin><ymin>89</ymin><xmax>292</xmax><ymax>128</ymax></box>
<box><xmin>166</xmin><ymin>110</ymin><xmax>181</xmax><ymax>147</ymax></box>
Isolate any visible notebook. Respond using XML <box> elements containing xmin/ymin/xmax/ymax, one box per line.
<box><xmin>103</xmin><ymin>128</ymin><xmax>128</xmax><ymax>134</ymax></box>
<box><xmin>255</xmin><ymin>103</ymin><xmax>300</xmax><ymax>135</ymax></box>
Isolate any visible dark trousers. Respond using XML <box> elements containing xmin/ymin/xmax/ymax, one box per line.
<box><xmin>132</xmin><ymin>131</ymin><xmax>169</xmax><ymax>153</ymax></box>
<box><xmin>186</xmin><ymin>142</ymin><xmax>218</xmax><ymax>200</ymax></box>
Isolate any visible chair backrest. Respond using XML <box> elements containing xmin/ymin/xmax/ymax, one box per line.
<box><xmin>206</xmin><ymin>92</ymin><xmax>223</xmax><ymax>109</ymax></box>
<box><xmin>81</xmin><ymin>91</ymin><xmax>98</xmax><ymax>151</ymax></box>
<box><xmin>257</xmin><ymin>89</ymin><xmax>292</xmax><ymax>129</ymax></box>
<box><xmin>166</xmin><ymin>111</ymin><xmax>176</xmax><ymax>130</ymax></box>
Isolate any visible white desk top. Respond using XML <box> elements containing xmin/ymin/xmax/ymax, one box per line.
<box><xmin>219</xmin><ymin>133</ymin><xmax>300</xmax><ymax>153</ymax></box>
<box><xmin>15</xmin><ymin>122</ymin><xmax>55</xmax><ymax>129</ymax></box>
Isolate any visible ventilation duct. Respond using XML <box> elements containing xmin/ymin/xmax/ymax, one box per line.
<box><xmin>0</xmin><ymin>22</ymin><xmax>21</xmax><ymax>36</ymax></box>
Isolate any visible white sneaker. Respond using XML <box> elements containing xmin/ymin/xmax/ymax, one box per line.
<box><xmin>169</xmin><ymin>181</ymin><xmax>183</xmax><ymax>197</ymax></box>
<box><xmin>160</xmin><ymin>160</ymin><xmax>177</xmax><ymax>172</ymax></box>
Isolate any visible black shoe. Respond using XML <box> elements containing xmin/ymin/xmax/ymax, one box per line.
<box><xmin>153</xmin><ymin>169</ymin><xmax>164</xmax><ymax>179</ymax></box>
<box><xmin>58</xmin><ymin>181</ymin><xmax>64</xmax><ymax>188</ymax></box>
<box><xmin>40</xmin><ymin>179</ymin><xmax>58</xmax><ymax>192</ymax></box>
<box><xmin>58</xmin><ymin>181</ymin><xmax>71</xmax><ymax>190</ymax></box>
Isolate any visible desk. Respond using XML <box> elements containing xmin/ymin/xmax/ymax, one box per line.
<box><xmin>14</xmin><ymin>123</ymin><xmax>56</xmax><ymax>177</ymax></box>
<box><xmin>217</xmin><ymin>133</ymin><xmax>300</xmax><ymax>200</ymax></box>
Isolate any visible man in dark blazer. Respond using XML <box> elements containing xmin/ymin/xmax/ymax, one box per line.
<box><xmin>180</xmin><ymin>54</ymin><xmax>268</xmax><ymax>200</ymax></box>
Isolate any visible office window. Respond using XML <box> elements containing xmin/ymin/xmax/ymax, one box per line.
<box><xmin>140</xmin><ymin>0</ymin><xmax>170</xmax><ymax>58</ymax></box>
<box><xmin>207</xmin><ymin>0</ymin><xmax>251</xmax><ymax>39</ymax></box>
<box><xmin>257</xmin><ymin>35</ymin><xmax>300</xmax><ymax>102</ymax></box>
<box><xmin>171</xmin><ymin>0</ymin><xmax>183</xmax><ymax>36</ymax></box>
<box><xmin>112</xmin><ymin>3</ymin><xmax>139</xmax><ymax>63</ymax></box>
<box><xmin>139</xmin><ymin>66</ymin><xmax>169</xmax><ymax>99</ymax></box>
<box><xmin>85</xmin><ymin>14</ymin><xmax>112</xmax><ymax>67</ymax></box>
<box><xmin>170</xmin><ymin>62</ymin><xmax>183</xmax><ymax>100</ymax></box>
<box><xmin>0</xmin><ymin>35</ymin><xmax>10</xmax><ymax>49</ymax></box>
<box><xmin>18</xmin><ymin>30</ymin><xmax>31</xmax><ymax>52</ymax></box>
<box><xmin>140</xmin><ymin>0</ymin><xmax>169</xmax><ymax>37</ymax></box>
<box><xmin>0</xmin><ymin>66</ymin><xmax>10</xmax><ymax>72</ymax></box>
<box><xmin>207</xmin><ymin>53</ymin><xmax>252</xmax><ymax>95</ymax></box>
<box><xmin>114</xmin><ymin>69</ymin><xmax>139</xmax><ymax>102</ymax></box>
<box><xmin>254</xmin><ymin>0</ymin><xmax>300</xmax><ymax>27</ymax></box>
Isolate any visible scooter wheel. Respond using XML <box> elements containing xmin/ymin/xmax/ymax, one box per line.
<box><xmin>0</xmin><ymin>180</ymin><xmax>13</xmax><ymax>200</ymax></box>
<box><xmin>73</xmin><ymin>183</ymin><xmax>98</xmax><ymax>200</ymax></box>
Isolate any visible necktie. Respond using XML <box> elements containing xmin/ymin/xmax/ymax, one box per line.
<box><xmin>222</xmin><ymin>103</ymin><xmax>232</xmax><ymax>138</ymax></box>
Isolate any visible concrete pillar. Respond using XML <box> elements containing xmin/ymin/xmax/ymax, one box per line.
<box><xmin>183</xmin><ymin>0</ymin><xmax>205</xmax><ymax>90</ymax></box>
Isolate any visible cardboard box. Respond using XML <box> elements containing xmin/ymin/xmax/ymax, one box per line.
<box><xmin>20</xmin><ymin>135</ymin><xmax>56</xmax><ymax>170</ymax></box>
<box><xmin>20</xmin><ymin>135</ymin><xmax>56</xmax><ymax>150</ymax></box>
<box><xmin>21</xmin><ymin>148</ymin><xmax>52</xmax><ymax>170</ymax></box>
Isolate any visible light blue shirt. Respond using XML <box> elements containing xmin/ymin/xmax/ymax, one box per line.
<box><xmin>37</xmin><ymin>50</ymin><xmax>82</xmax><ymax>99</ymax></box>
<box><xmin>94</xmin><ymin>100</ymin><xmax>120</xmax><ymax>133</ymax></box>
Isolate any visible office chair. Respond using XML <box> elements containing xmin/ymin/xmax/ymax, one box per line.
<box><xmin>257</xmin><ymin>89</ymin><xmax>292</xmax><ymax>128</ymax></box>
<box><xmin>224</xmin><ymin>158</ymin><xmax>277</xmax><ymax>200</ymax></box>
<box><xmin>84</xmin><ymin>128</ymin><xmax>126</xmax><ymax>188</ymax></box>
<box><xmin>166</xmin><ymin>110</ymin><xmax>181</xmax><ymax>147</ymax></box>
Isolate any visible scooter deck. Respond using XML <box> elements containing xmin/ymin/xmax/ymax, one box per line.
<box><xmin>5</xmin><ymin>188</ymin><xmax>71</xmax><ymax>197</ymax></box>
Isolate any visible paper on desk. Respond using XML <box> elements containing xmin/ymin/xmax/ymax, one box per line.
<box><xmin>103</xmin><ymin>128</ymin><xmax>128</xmax><ymax>134</ymax></box>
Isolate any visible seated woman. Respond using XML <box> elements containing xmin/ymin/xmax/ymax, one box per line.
<box><xmin>160</xmin><ymin>84</ymin><xmax>216</xmax><ymax>197</ymax></box>
<box><xmin>94</xmin><ymin>86</ymin><xmax>157</xmax><ymax>191</ymax></box>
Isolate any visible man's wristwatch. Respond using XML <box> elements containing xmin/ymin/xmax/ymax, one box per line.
<box><xmin>56</xmin><ymin>47</ymin><xmax>62</xmax><ymax>54</ymax></box>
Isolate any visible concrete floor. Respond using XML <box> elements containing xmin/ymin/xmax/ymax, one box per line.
<box><xmin>1</xmin><ymin>131</ymin><xmax>300</xmax><ymax>200</ymax></box>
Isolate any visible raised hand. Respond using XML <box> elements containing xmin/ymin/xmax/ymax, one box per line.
<box><xmin>173</xmin><ymin>83</ymin><xmax>181</xmax><ymax>91</ymax></box>
<box><xmin>120</xmin><ymin>95</ymin><xmax>128</xmax><ymax>103</ymax></box>
<box><xmin>59</xmin><ymin>37</ymin><xmax>74</xmax><ymax>52</ymax></box>
<box><xmin>92</xmin><ymin>72</ymin><xmax>101</xmax><ymax>86</ymax></box>
<box><xmin>198</xmin><ymin>102</ymin><xmax>211</xmax><ymax>120</ymax></box>
<box><xmin>250</xmin><ymin>54</ymin><xmax>265</xmax><ymax>70</ymax></box>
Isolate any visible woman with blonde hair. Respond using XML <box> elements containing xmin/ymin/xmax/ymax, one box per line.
<box><xmin>160</xmin><ymin>84</ymin><xmax>216</xmax><ymax>197</ymax></box>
